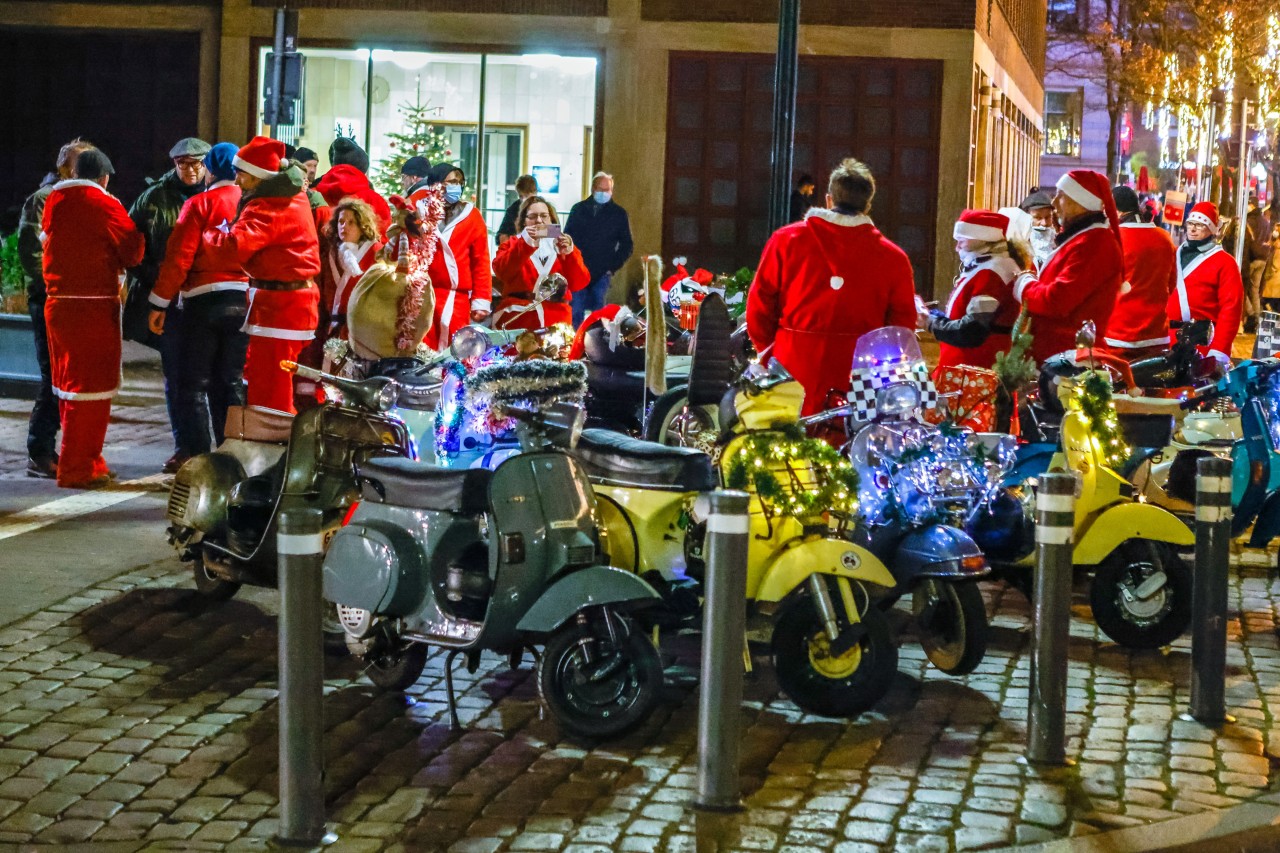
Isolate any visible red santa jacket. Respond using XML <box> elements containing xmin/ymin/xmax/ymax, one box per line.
<box><xmin>314</xmin><ymin>165</ymin><xmax>392</xmax><ymax>236</ymax></box>
<box><xmin>569</xmin><ymin>304</ymin><xmax>624</xmax><ymax>360</ymax></box>
<box><xmin>1166</xmin><ymin>244</ymin><xmax>1243</xmax><ymax>358</ymax></box>
<box><xmin>1104</xmin><ymin>222</ymin><xmax>1176</xmax><ymax>351</ymax></box>
<box><xmin>322</xmin><ymin>238</ymin><xmax>382</xmax><ymax>332</ymax></box>
<box><xmin>41</xmin><ymin>180</ymin><xmax>145</xmax><ymax>299</ymax></box>
<box><xmin>1015</xmin><ymin>219</ymin><xmax>1123</xmax><ymax>364</ymax></box>
<box><xmin>426</xmin><ymin>204</ymin><xmax>494</xmax><ymax>349</ymax></box>
<box><xmin>747</xmin><ymin>209</ymin><xmax>917</xmax><ymax>415</ymax></box>
<box><xmin>934</xmin><ymin>256</ymin><xmax>1022</xmax><ymax>371</ymax></box>
<box><xmin>150</xmin><ymin>181</ymin><xmax>248</xmax><ymax>308</ymax></box>
<box><xmin>491</xmin><ymin>233</ymin><xmax>590</xmax><ymax>330</ymax></box>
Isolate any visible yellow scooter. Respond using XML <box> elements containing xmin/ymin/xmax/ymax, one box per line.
<box><xmin>575</xmin><ymin>361</ymin><xmax>900</xmax><ymax>718</ymax></box>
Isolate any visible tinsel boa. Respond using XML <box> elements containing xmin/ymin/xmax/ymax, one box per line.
<box><xmin>464</xmin><ymin>359</ymin><xmax>588</xmax><ymax>410</ymax></box>
<box><xmin>393</xmin><ymin>186</ymin><xmax>446</xmax><ymax>354</ymax></box>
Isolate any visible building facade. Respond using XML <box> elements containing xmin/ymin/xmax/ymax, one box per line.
<box><xmin>2</xmin><ymin>0</ymin><xmax>1045</xmax><ymax>301</ymax></box>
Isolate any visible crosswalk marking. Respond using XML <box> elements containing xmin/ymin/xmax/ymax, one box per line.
<box><xmin>0</xmin><ymin>474</ymin><xmax>167</xmax><ymax>542</ymax></box>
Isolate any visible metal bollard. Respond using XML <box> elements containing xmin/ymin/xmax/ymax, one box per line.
<box><xmin>694</xmin><ymin>490</ymin><xmax>750</xmax><ymax>812</ymax></box>
<box><xmin>1189</xmin><ymin>455</ymin><xmax>1233</xmax><ymax>725</ymax></box>
<box><xmin>1026</xmin><ymin>472</ymin><xmax>1076</xmax><ymax>766</ymax></box>
<box><xmin>276</xmin><ymin>508</ymin><xmax>329</xmax><ymax>846</ymax></box>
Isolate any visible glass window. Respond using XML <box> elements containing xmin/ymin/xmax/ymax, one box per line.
<box><xmin>1047</xmin><ymin>0</ymin><xmax>1080</xmax><ymax>29</ymax></box>
<box><xmin>257</xmin><ymin>47</ymin><xmax>370</xmax><ymax>171</ymax></box>
<box><xmin>1043</xmin><ymin>89</ymin><xmax>1083</xmax><ymax>157</ymax></box>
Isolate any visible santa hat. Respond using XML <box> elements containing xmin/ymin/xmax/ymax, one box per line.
<box><xmin>1186</xmin><ymin>202</ymin><xmax>1219</xmax><ymax>234</ymax></box>
<box><xmin>953</xmin><ymin>210</ymin><xmax>1009</xmax><ymax>243</ymax></box>
<box><xmin>998</xmin><ymin>206</ymin><xmax>1033</xmax><ymax>244</ymax></box>
<box><xmin>1056</xmin><ymin>169</ymin><xmax>1122</xmax><ymax>244</ymax></box>
<box><xmin>234</xmin><ymin>136</ymin><xmax>286</xmax><ymax>179</ymax></box>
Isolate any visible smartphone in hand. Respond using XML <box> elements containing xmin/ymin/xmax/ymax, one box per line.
<box><xmin>546</xmin><ymin>224</ymin><xmax>563</xmax><ymax>240</ymax></box>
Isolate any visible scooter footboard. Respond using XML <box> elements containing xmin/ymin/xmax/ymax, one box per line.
<box><xmin>516</xmin><ymin>566</ymin><xmax>660</xmax><ymax>635</ymax></box>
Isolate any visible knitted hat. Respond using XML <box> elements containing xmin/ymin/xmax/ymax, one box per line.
<box><xmin>233</xmin><ymin>136</ymin><xmax>286</xmax><ymax>179</ymax></box>
<box><xmin>169</xmin><ymin>137</ymin><xmax>211</xmax><ymax>159</ymax></box>
<box><xmin>1057</xmin><ymin>169</ymin><xmax>1122</xmax><ymax>244</ymax></box>
<box><xmin>75</xmin><ymin>149</ymin><xmax>114</xmax><ymax>179</ymax></box>
<box><xmin>1112</xmin><ymin>185</ymin><xmax>1140</xmax><ymax>214</ymax></box>
<box><xmin>329</xmin><ymin>137</ymin><xmax>370</xmax><ymax>173</ymax></box>
<box><xmin>203</xmin><ymin>142</ymin><xmax>239</xmax><ymax>183</ymax></box>
<box><xmin>427</xmin><ymin>162</ymin><xmax>459</xmax><ymax>186</ymax></box>
<box><xmin>294</xmin><ymin>147</ymin><xmax>319</xmax><ymax>164</ymax></box>
<box><xmin>953</xmin><ymin>209</ymin><xmax>1009</xmax><ymax>243</ymax></box>
<box><xmin>400</xmin><ymin>156</ymin><xmax>432</xmax><ymax>178</ymax></box>
<box><xmin>1186</xmin><ymin>202</ymin><xmax>1220</xmax><ymax>234</ymax></box>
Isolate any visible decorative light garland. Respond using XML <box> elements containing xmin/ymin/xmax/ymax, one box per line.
<box><xmin>724</xmin><ymin>422</ymin><xmax>859</xmax><ymax>522</ymax></box>
<box><xmin>1074</xmin><ymin>371</ymin><xmax>1130</xmax><ymax>470</ymax></box>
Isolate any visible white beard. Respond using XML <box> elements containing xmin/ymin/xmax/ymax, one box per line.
<box><xmin>1030</xmin><ymin>228</ymin><xmax>1055</xmax><ymax>264</ymax></box>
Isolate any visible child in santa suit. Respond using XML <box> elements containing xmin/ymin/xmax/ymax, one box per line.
<box><xmin>1014</xmin><ymin>169</ymin><xmax>1124</xmax><ymax>364</ymax></box>
<box><xmin>492</xmin><ymin>195</ymin><xmax>589</xmax><ymax>331</ymax></box>
<box><xmin>41</xmin><ymin>149</ymin><xmax>145</xmax><ymax>488</ymax></box>
<box><xmin>320</xmin><ymin>197</ymin><xmax>384</xmax><ymax>341</ymax></box>
<box><xmin>1165</xmin><ymin>202</ymin><xmax>1243</xmax><ymax>367</ymax></box>
<box><xmin>1103</xmin><ymin>185</ymin><xmax>1175</xmax><ymax>359</ymax></box>
<box><xmin>203</xmin><ymin>137</ymin><xmax>321</xmax><ymax>414</ymax></box>
<box><xmin>423</xmin><ymin>164</ymin><xmax>493</xmax><ymax>350</ymax></box>
<box><xmin>925</xmin><ymin>210</ymin><xmax>1022</xmax><ymax>371</ymax></box>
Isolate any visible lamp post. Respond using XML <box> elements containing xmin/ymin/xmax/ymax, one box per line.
<box><xmin>767</xmin><ymin>0</ymin><xmax>801</xmax><ymax>235</ymax></box>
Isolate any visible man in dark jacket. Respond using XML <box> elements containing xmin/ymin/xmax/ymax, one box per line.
<box><xmin>564</xmin><ymin>171</ymin><xmax>633</xmax><ymax>326</ymax></box>
<box><xmin>1223</xmin><ymin>194</ymin><xmax>1272</xmax><ymax>332</ymax></box>
<box><xmin>16</xmin><ymin>138</ymin><xmax>96</xmax><ymax>478</ymax></box>
<box><xmin>125</xmin><ymin>137</ymin><xmax>210</xmax><ymax>472</ymax></box>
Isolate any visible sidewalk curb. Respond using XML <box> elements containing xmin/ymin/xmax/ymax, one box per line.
<box><xmin>993</xmin><ymin>795</ymin><xmax>1280</xmax><ymax>853</ymax></box>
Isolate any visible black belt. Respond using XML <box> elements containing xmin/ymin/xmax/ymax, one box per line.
<box><xmin>252</xmin><ymin>279</ymin><xmax>313</xmax><ymax>291</ymax></box>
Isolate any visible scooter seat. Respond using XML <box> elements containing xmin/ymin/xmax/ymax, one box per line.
<box><xmin>357</xmin><ymin>457</ymin><xmax>492</xmax><ymax>513</ymax></box>
<box><xmin>576</xmin><ymin>428</ymin><xmax>716</xmax><ymax>492</ymax></box>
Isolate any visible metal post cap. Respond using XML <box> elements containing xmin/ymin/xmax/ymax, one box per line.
<box><xmin>1038</xmin><ymin>471</ymin><xmax>1077</xmax><ymax>495</ymax></box>
<box><xmin>708</xmin><ymin>490</ymin><xmax>750</xmax><ymax>516</ymax></box>
<box><xmin>279</xmin><ymin>507</ymin><xmax>324</xmax><ymax>534</ymax></box>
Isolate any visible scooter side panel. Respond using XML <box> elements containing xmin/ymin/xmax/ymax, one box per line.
<box><xmin>323</xmin><ymin>510</ymin><xmax>430</xmax><ymax>615</ymax></box>
<box><xmin>754</xmin><ymin>540</ymin><xmax>895</xmax><ymax>603</ymax></box>
<box><xmin>594</xmin><ymin>485</ymin><xmax>692</xmax><ymax>577</ymax></box>
<box><xmin>169</xmin><ymin>453</ymin><xmax>246</xmax><ymax>533</ymax></box>
<box><xmin>515</xmin><ymin>566</ymin><xmax>660</xmax><ymax>634</ymax></box>
<box><xmin>890</xmin><ymin>524</ymin><xmax>989</xmax><ymax>581</ymax></box>
<box><xmin>1073</xmin><ymin>502</ymin><xmax>1194</xmax><ymax>566</ymax></box>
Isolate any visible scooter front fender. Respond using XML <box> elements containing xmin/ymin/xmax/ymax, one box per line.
<box><xmin>892</xmin><ymin>524</ymin><xmax>989</xmax><ymax>583</ymax></box>
<box><xmin>167</xmin><ymin>452</ymin><xmax>246</xmax><ymax>533</ymax></box>
<box><xmin>516</xmin><ymin>565</ymin><xmax>660</xmax><ymax>636</ymax></box>
<box><xmin>1074</xmin><ymin>502</ymin><xmax>1194</xmax><ymax>566</ymax></box>
<box><xmin>754</xmin><ymin>539</ymin><xmax>896</xmax><ymax>603</ymax></box>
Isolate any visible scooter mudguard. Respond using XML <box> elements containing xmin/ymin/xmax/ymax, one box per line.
<box><xmin>892</xmin><ymin>524</ymin><xmax>989</xmax><ymax>583</ymax></box>
<box><xmin>167</xmin><ymin>452</ymin><xmax>246</xmax><ymax>533</ymax></box>
<box><xmin>754</xmin><ymin>540</ymin><xmax>896</xmax><ymax>603</ymax></box>
<box><xmin>1073</xmin><ymin>502</ymin><xmax>1194</xmax><ymax>566</ymax></box>
<box><xmin>322</xmin><ymin>519</ymin><xmax>429</xmax><ymax>616</ymax></box>
<box><xmin>1246</xmin><ymin>489</ymin><xmax>1280</xmax><ymax>549</ymax></box>
<box><xmin>515</xmin><ymin>565</ymin><xmax>660</xmax><ymax>635</ymax></box>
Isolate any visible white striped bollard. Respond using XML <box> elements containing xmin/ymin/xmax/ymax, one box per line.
<box><xmin>1189</xmin><ymin>455</ymin><xmax>1233</xmax><ymax>725</ymax></box>
<box><xmin>1026</xmin><ymin>472</ymin><xmax>1075</xmax><ymax>766</ymax></box>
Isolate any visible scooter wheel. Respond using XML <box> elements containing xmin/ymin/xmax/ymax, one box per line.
<box><xmin>364</xmin><ymin>641</ymin><xmax>428</xmax><ymax>691</ymax></box>
<box><xmin>772</xmin><ymin>589</ymin><xmax>897</xmax><ymax>717</ymax></box>
<box><xmin>192</xmin><ymin>552</ymin><xmax>241</xmax><ymax>602</ymax></box>
<box><xmin>538</xmin><ymin>613</ymin><xmax>663</xmax><ymax>740</ymax></box>
<box><xmin>1090</xmin><ymin>540</ymin><xmax>1192</xmax><ymax>649</ymax></box>
<box><xmin>644</xmin><ymin>387</ymin><xmax>717</xmax><ymax>449</ymax></box>
<box><xmin>912</xmin><ymin>579</ymin><xmax>989</xmax><ymax>676</ymax></box>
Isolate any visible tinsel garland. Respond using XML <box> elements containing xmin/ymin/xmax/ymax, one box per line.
<box><xmin>724</xmin><ymin>422</ymin><xmax>859</xmax><ymax>522</ymax></box>
<box><xmin>394</xmin><ymin>186</ymin><xmax>446</xmax><ymax>354</ymax></box>
<box><xmin>433</xmin><ymin>359</ymin><xmax>471</xmax><ymax>455</ymax></box>
<box><xmin>464</xmin><ymin>359</ymin><xmax>588</xmax><ymax>409</ymax></box>
<box><xmin>1074</xmin><ymin>370</ymin><xmax>1130</xmax><ymax>469</ymax></box>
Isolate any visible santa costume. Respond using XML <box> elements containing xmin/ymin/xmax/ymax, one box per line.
<box><xmin>747</xmin><ymin>207</ymin><xmax>917</xmax><ymax>415</ymax></box>
<box><xmin>929</xmin><ymin>210</ymin><xmax>1023</xmax><ymax>371</ymax></box>
<box><xmin>1015</xmin><ymin>170</ymin><xmax>1124</xmax><ymax>364</ymax></box>
<box><xmin>1165</xmin><ymin>202</ymin><xmax>1243</xmax><ymax>365</ymax></box>
<box><xmin>40</xmin><ymin>150</ymin><xmax>145</xmax><ymax>487</ymax></box>
<box><xmin>425</xmin><ymin>193</ymin><xmax>493</xmax><ymax>350</ymax></box>
<box><xmin>322</xmin><ymin>236</ymin><xmax>382</xmax><ymax>340</ymax></box>
<box><xmin>1104</xmin><ymin>209</ymin><xmax>1177</xmax><ymax>359</ymax></box>
<box><xmin>203</xmin><ymin>137</ymin><xmax>321</xmax><ymax>415</ymax></box>
<box><xmin>491</xmin><ymin>231</ymin><xmax>590</xmax><ymax>331</ymax></box>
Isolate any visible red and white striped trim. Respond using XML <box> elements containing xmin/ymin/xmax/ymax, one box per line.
<box><xmin>244</xmin><ymin>325</ymin><xmax>315</xmax><ymax>341</ymax></box>
<box><xmin>52</xmin><ymin>385</ymin><xmax>117</xmax><ymax>401</ymax></box>
<box><xmin>1103</xmin><ymin>336</ymin><xmax>1168</xmax><ymax>349</ymax></box>
<box><xmin>1056</xmin><ymin>174</ymin><xmax>1103</xmax><ymax>211</ymax></box>
<box><xmin>232</xmin><ymin>155</ymin><xmax>275</xmax><ymax>180</ymax></box>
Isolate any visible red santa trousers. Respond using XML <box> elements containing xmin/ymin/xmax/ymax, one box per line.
<box><xmin>242</xmin><ymin>286</ymin><xmax>320</xmax><ymax>414</ymax></box>
<box><xmin>45</xmin><ymin>297</ymin><xmax>120</xmax><ymax>486</ymax></box>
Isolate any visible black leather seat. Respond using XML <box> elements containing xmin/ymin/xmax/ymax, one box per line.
<box><xmin>575</xmin><ymin>428</ymin><xmax>716</xmax><ymax>492</ymax></box>
<box><xmin>358</xmin><ymin>457</ymin><xmax>491</xmax><ymax>513</ymax></box>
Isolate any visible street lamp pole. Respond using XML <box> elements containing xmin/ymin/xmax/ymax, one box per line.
<box><xmin>1233</xmin><ymin>97</ymin><xmax>1252</xmax><ymax>264</ymax></box>
<box><xmin>767</xmin><ymin>0</ymin><xmax>800</xmax><ymax>235</ymax></box>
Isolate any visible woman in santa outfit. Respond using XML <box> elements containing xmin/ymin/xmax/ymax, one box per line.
<box><xmin>1165</xmin><ymin>202</ymin><xmax>1243</xmax><ymax>367</ymax></box>
<box><xmin>203</xmin><ymin>136</ymin><xmax>321</xmax><ymax>415</ymax></box>
<box><xmin>491</xmin><ymin>196</ymin><xmax>589</xmax><ymax>331</ymax></box>
<box><xmin>924</xmin><ymin>209</ymin><xmax>1023</xmax><ymax>371</ymax></box>
<box><xmin>320</xmin><ymin>197</ymin><xmax>383</xmax><ymax>341</ymax></box>
<box><xmin>1103</xmin><ymin>185</ymin><xmax>1176</xmax><ymax>360</ymax></box>
<box><xmin>424</xmin><ymin>164</ymin><xmax>493</xmax><ymax>349</ymax></box>
<box><xmin>41</xmin><ymin>149</ymin><xmax>145</xmax><ymax>488</ymax></box>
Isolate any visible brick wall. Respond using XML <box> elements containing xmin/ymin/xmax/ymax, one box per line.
<box><xmin>641</xmin><ymin>0</ymin><xmax>977</xmax><ymax>29</ymax></box>
<box><xmin>248</xmin><ymin>0</ymin><xmax>607</xmax><ymax>13</ymax></box>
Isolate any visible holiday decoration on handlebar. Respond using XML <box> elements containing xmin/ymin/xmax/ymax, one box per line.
<box><xmin>724</xmin><ymin>421</ymin><xmax>859</xmax><ymax>524</ymax></box>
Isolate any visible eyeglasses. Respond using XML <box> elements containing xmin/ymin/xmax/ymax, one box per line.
<box><xmin>174</xmin><ymin>159</ymin><xmax>204</xmax><ymax>171</ymax></box>
<box><xmin>525</xmin><ymin>213</ymin><xmax>551</xmax><ymax>222</ymax></box>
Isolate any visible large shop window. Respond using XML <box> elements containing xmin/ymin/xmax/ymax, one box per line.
<box><xmin>257</xmin><ymin>47</ymin><xmax>597</xmax><ymax>238</ymax></box>
<box><xmin>1043</xmin><ymin>89</ymin><xmax>1083</xmax><ymax>157</ymax></box>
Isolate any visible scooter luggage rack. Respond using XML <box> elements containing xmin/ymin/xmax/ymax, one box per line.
<box><xmin>747</xmin><ymin>455</ymin><xmax>827</xmax><ymax>539</ymax></box>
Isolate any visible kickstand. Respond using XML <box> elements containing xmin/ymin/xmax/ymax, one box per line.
<box><xmin>444</xmin><ymin>648</ymin><xmax>462</xmax><ymax>731</ymax></box>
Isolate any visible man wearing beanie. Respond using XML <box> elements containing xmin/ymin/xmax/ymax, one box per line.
<box><xmin>1167</xmin><ymin>202</ymin><xmax>1243</xmax><ymax>366</ymax></box>
<box><xmin>41</xmin><ymin>148</ymin><xmax>145</xmax><ymax>488</ymax></box>
<box><xmin>294</xmin><ymin>147</ymin><xmax>320</xmax><ymax>185</ymax></box>
<box><xmin>147</xmin><ymin>143</ymin><xmax>250</xmax><ymax>458</ymax></box>
<box><xmin>1103</xmin><ymin>185</ymin><xmax>1175</xmax><ymax>359</ymax></box>
<box><xmin>329</xmin><ymin>136</ymin><xmax>370</xmax><ymax>174</ymax></box>
<box><xmin>203</xmin><ymin>136</ymin><xmax>321</xmax><ymax>415</ymax></box>
<box><xmin>1014</xmin><ymin>169</ymin><xmax>1124</xmax><ymax>364</ymax></box>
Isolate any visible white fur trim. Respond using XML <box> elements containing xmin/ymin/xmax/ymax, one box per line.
<box><xmin>233</xmin><ymin>155</ymin><xmax>275</xmax><ymax>180</ymax></box>
<box><xmin>243</xmin><ymin>325</ymin><xmax>314</xmax><ymax>341</ymax></box>
<box><xmin>953</xmin><ymin>221</ymin><xmax>1006</xmax><ymax>243</ymax></box>
<box><xmin>148</xmin><ymin>292</ymin><xmax>171</xmax><ymax>308</ymax></box>
<box><xmin>52</xmin><ymin>385</ymin><xmax>117</xmax><ymax>401</ymax></box>
<box><xmin>1104</xmin><ymin>336</ymin><xmax>1168</xmax><ymax>349</ymax></box>
<box><xmin>52</xmin><ymin>178</ymin><xmax>109</xmax><ymax>195</ymax></box>
<box><xmin>805</xmin><ymin>208</ymin><xmax>873</xmax><ymax>228</ymax></box>
<box><xmin>185</xmin><ymin>281</ymin><xmax>249</xmax><ymax>298</ymax></box>
<box><xmin>1056</xmin><ymin>174</ymin><xmax>1103</xmax><ymax>212</ymax></box>
<box><xmin>1185</xmin><ymin>211</ymin><xmax>1218</xmax><ymax>234</ymax></box>
<box><xmin>1119</xmin><ymin>222</ymin><xmax>1157</xmax><ymax>229</ymax></box>
<box><xmin>208</xmin><ymin>179</ymin><xmax>236</xmax><ymax>190</ymax></box>
<box><xmin>470</xmin><ymin>298</ymin><xmax>490</xmax><ymax>312</ymax></box>
<box><xmin>1012</xmin><ymin>271</ymin><xmax>1037</xmax><ymax>302</ymax></box>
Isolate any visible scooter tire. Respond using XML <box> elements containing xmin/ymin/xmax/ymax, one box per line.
<box><xmin>771</xmin><ymin>589</ymin><xmax>897</xmax><ymax>718</ymax></box>
<box><xmin>912</xmin><ymin>579</ymin><xmax>989</xmax><ymax>676</ymax></box>
<box><xmin>364</xmin><ymin>641</ymin><xmax>428</xmax><ymax>691</ymax></box>
<box><xmin>192</xmin><ymin>553</ymin><xmax>241</xmax><ymax>602</ymax></box>
<box><xmin>538</xmin><ymin>614</ymin><xmax>663</xmax><ymax>740</ymax></box>
<box><xmin>1089</xmin><ymin>540</ymin><xmax>1192</xmax><ymax>649</ymax></box>
<box><xmin>644</xmin><ymin>386</ymin><xmax>718</xmax><ymax>449</ymax></box>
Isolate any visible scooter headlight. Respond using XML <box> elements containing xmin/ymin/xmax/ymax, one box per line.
<box><xmin>375</xmin><ymin>380</ymin><xmax>400</xmax><ymax>412</ymax></box>
<box><xmin>876</xmin><ymin>382</ymin><xmax>921</xmax><ymax>418</ymax></box>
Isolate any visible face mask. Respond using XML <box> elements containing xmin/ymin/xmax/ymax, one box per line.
<box><xmin>593</xmin><ymin>190</ymin><xmax>612</xmax><ymax>205</ymax></box>
<box><xmin>444</xmin><ymin>185</ymin><xmax>463</xmax><ymax>204</ymax></box>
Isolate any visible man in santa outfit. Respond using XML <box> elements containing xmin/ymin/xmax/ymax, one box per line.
<box><xmin>1103</xmin><ymin>185</ymin><xmax>1175</xmax><ymax>360</ymax></box>
<box><xmin>41</xmin><ymin>149</ymin><xmax>145</xmax><ymax>488</ymax></box>
<box><xmin>147</xmin><ymin>142</ymin><xmax>249</xmax><ymax>458</ymax></box>
<box><xmin>1165</xmin><ymin>202</ymin><xmax>1243</xmax><ymax>366</ymax></box>
<box><xmin>203</xmin><ymin>136</ymin><xmax>321</xmax><ymax>415</ymax></box>
<box><xmin>422</xmin><ymin>162</ymin><xmax>492</xmax><ymax>349</ymax></box>
<box><xmin>747</xmin><ymin>158</ymin><xmax>917</xmax><ymax>415</ymax></box>
<box><xmin>924</xmin><ymin>209</ymin><xmax>1022</xmax><ymax>371</ymax></box>
<box><xmin>1014</xmin><ymin>169</ymin><xmax>1124</xmax><ymax>364</ymax></box>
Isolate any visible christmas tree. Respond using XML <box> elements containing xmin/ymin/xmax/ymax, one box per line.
<box><xmin>372</xmin><ymin>100</ymin><xmax>457</xmax><ymax>198</ymax></box>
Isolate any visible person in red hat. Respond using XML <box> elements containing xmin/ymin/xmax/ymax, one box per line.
<box><xmin>747</xmin><ymin>158</ymin><xmax>917</xmax><ymax>416</ymax></box>
<box><xmin>1103</xmin><ymin>185</ymin><xmax>1175</xmax><ymax>359</ymax></box>
<box><xmin>1014</xmin><ymin>169</ymin><xmax>1123</xmax><ymax>363</ymax></box>
<box><xmin>41</xmin><ymin>148</ymin><xmax>145</xmax><ymax>488</ymax></box>
<box><xmin>203</xmin><ymin>136</ymin><xmax>321</xmax><ymax>414</ymax></box>
<box><xmin>422</xmin><ymin>163</ymin><xmax>493</xmax><ymax>349</ymax></box>
<box><xmin>1165</xmin><ymin>202</ymin><xmax>1243</xmax><ymax>366</ymax></box>
<box><xmin>313</xmin><ymin>163</ymin><xmax>391</xmax><ymax>236</ymax></box>
<box><xmin>924</xmin><ymin>209</ymin><xmax>1022</xmax><ymax>371</ymax></box>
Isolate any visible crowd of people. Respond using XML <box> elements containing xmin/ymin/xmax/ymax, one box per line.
<box><xmin>16</xmin><ymin>134</ymin><xmax>634</xmax><ymax>488</ymax></box>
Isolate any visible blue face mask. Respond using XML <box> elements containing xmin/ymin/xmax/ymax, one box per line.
<box><xmin>593</xmin><ymin>190</ymin><xmax>611</xmax><ymax>205</ymax></box>
<box><xmin>444</xmin><ymin>184</ymin><xmax>463</xmax><ymax>204</ymax></box>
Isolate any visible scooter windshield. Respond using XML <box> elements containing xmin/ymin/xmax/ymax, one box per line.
<box><xmin>852</xmin><ymin>326</ymin><xmax>926</xmax><ymax>373</ymax></box>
